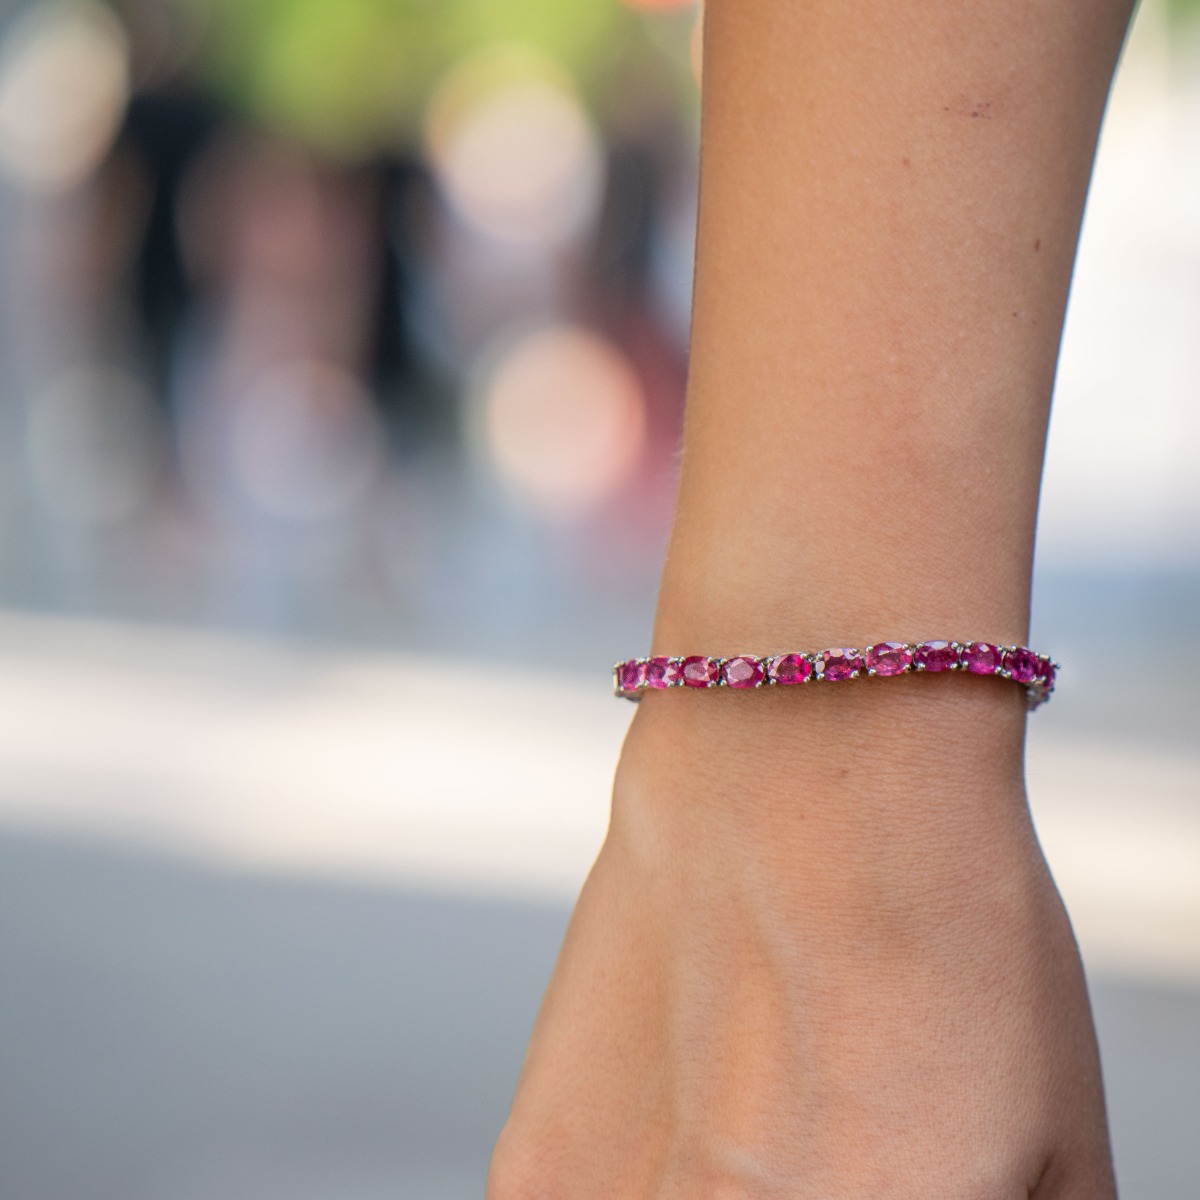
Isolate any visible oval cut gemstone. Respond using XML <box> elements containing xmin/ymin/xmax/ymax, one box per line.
<box><xmin>643</xmin><ymin>656</ymin><xmax>681</xmax><ymax>688</ymax></box>
<box><xmin>1035</xmin><ymin>656</ymin><xmax>1057</xmax><ymax>691</ymax></box>
<box><xmin>767</xmin><ymin>652</ymin><xmax>812</xmax><ymax>685</ymax></box>
<box><xmin>864</xmin><ymin>642</ymin><xmax>912</xmax><ymax>676</ymax></box>
<box><xmin>617</xmin><ymin>660</ymin><xmax>644</xmax><ymax>692</ymax></box>
<box><xmin>721</xmin><ymin>656</ymin><xmax>765</xmax><ymax>688</ymax></box>
<box><xmin>912</xmin><ymin>640</ymin><xmax>959</xmax><ymax>672</ymax></box>
<box><xmin>962</xmin><ymin>642</ymin><xmax>1001</xmax><ymax>674</ymax></box>
<box><xmin>681</xmin><ymin>655</ymin><xmax>719</xmax><ymax>687</ymax></box>
<box><xmin>818</xmin><ymin>648</ymin><xmax>862</xmax><ymax>681</ymax></box>
<box><xmin>1003</xmin><ymin>647</ymin><xmax>1038</xmax><ymax>684</ymax></box>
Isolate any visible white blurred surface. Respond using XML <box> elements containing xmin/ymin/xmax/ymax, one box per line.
<box><xmin>1</xmin><ymin>610</ymin><xmax>1196</xmax><ymax>985</ymax></box>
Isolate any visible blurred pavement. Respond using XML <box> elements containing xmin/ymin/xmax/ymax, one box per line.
<box><xmin>0</xmin><ymin>611</ymin><xmax>1197</xmax><ymax>1198</ymax></box>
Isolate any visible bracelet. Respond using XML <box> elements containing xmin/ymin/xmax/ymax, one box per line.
<box><xmin>613</xmin><ymin>641</ymin><xmax>1057</xmax><ymax>710</ymax></box>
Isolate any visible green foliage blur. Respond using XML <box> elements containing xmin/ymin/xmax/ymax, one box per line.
<box><xmin>164</xmin><ymin>0</ymin><xmax>690</xmax><ymax>159</ymax></box>
<box><xmin>1158</xmin><ymin>0</ymin><xmax>1200</xmax><ymax>35</ymax></box>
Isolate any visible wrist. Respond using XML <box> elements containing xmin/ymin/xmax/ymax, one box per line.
<box><xmin>618</xmin><ymin>665</ymin><xmax>1029</xmax><ymax>796</ymax></box>
<box><xmin>610</xmin><ymin>678</ymin><xmax>1039</xmax><ymax>936</ymax></box>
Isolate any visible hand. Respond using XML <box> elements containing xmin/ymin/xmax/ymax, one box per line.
<box><xmin>488</xmin><ymin>684</ymin><xmax>1115</xmax><ymax>1199</ymax></box>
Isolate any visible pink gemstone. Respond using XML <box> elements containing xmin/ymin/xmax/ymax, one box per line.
<box><xmin>617</xmin><ymin>660</ymin><xmax>644</xmax><ymax>691</ymax></box>
<box><xmin>721</xmin><ymin>655</ymin><xmax>765</xmax><ymax>688</ymax></box>
<box><xmin>912</xmin><ymin>641</ymin><xmax>959</xmax><ymax>672</ymax></box>
<box><xmin>1035</xmin><ymin>656</ymin><xmax>1056</xmax><ymax>691</ymax></box>
<box><xmin>643</xmin><ymin>656</ymin><xmax>681</xmax><ymax>688</ymax></box>
<box><xmin>1003</xmin><ymin>647</ymin><xmax>1038</xmax><ymax>685</ymax></box>
<box><xmin>767</xmin><ymin>653</ymin><xmax>813</xmax><ymax>685</ymax></box>
<box><xmin>721</xmin><ymin>655</ymin><xmax>764</xmax><ymax>688</ymax></box>
<box><xmin>681</xmin><ymin>656</ymin><xmax>719</xmax><ymax>687</ymax></box>
<box><xmin>818</xmin><ymin>648</ymin><xmax>862</xmax><ymax>682</ymax></box>
<box><xmin>864</xmin><ymin>642</ymin><xmax>912</xmax><ymax>677</ymax></box>
<box><xmin>962</xmin><ymin>642</ymin><xmax>1001</xmax><ymax>674</ymax></box>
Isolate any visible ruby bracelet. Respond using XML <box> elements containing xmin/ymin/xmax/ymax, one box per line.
<box><xmin>614</xmin><ymin>641</ymin><xmax>1057</xmax><ymax>709</ymax></box>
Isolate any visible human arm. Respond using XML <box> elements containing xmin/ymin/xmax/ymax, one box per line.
<box><xmin>490</xmin><ymin>1</ymin><xmax>1135</xmax><ymax>1195</ymax></box>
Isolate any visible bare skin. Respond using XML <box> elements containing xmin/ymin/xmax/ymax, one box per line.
<box><xmin>490</xmin><ymin>1</ymin><xmax>1136</xmax><ymax>1195</ymax></box>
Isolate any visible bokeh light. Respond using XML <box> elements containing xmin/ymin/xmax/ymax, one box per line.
<box><xmin>425</xmin><ymin>47</ymin><xmax>604</xmax><ymax>246</ymax></box>
<box><xmin>227</xmin><ymin>359</ymin><xmax>384</xmax><ymax>524</ymax></box>
<box><xmin>0</xmin><ymin>0</ymin><xmax>129</xmax><ymax>192</ymax></box>
<box><xmin>473</xmin><ymin>324</ymin><xmax>646</xmax><ymax>518</ymax></box>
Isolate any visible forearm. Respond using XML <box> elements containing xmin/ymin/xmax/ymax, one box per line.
<box><xmin>623</xmin><ymin>0</ymin><xmax>1137</xmax><ymax>868</ymax></box>
<box><xmin>655</xmin><ymin>0</ymin><xmax>1133</xmax><ymax>656</ymax></box>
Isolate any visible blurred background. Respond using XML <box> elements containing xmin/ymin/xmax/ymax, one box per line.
<box><xmin>0</xmin><ymin>0</ymin><xmax>1195</xmax><ymax>1196</ymax></box>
